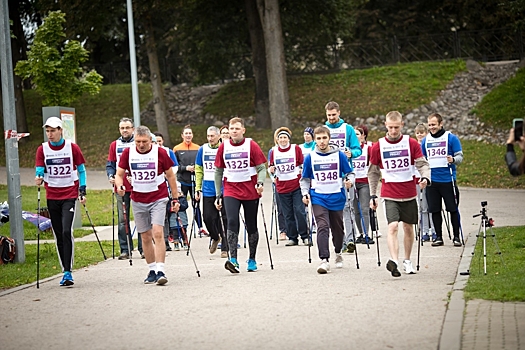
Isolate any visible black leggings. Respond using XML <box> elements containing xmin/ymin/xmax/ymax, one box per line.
<box><xmin>223</xmin><ymin>196</ymin><xmax>259</xmax><ymax>260</ymax></box>
<box><xmin>203</xmin><ymin>196</ymin><xmax>229</xmax><ymax>252</ymax></box>
<box><xmin>182</xmin><ymin>184</ymin><xmax>203</xmax><ymax>228</ymax></box>
<box><xmin>47</xmin><ymin>198</ymin><xmax>76</xmax><ymax>272</ymax></box>
<box><xmin>427</xmin><ymin>181</ymin><xmax>461</xmax><ymax>238</ymax></box>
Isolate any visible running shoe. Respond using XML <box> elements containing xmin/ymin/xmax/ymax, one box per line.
<box><xmin>199</xmin><ymin>228</ymin><xmax>209</xmax><ymax>236</ymax></box>
<box><xmin>355</xmin><ymin>235</ymin><xmax>364</xmax><ymax>244</ymax></box>
<box><xmin>335</xmin><ymin>253</ymin><xmax>343</xmax><ymax>268</ymax></box>
<box><xmin>165</xmin><ymin>245</ymin><xmax>172</xmax><ymax>252</ymax></box>
<box><xmin>59</xmin><ymin>271</ymin><xmax>74</xmax><ymax>286</ymax></box>
<box><xmin>422</xmin><ymin>234</ymin><xmax>430</xmax><ymax>242</ymax></box>
<box><xmin>221</xmin><ymin>251</ymin><xmax>228</xmax><ymax>258</ymax></box>
<box><xmin>285</xmin><ymin>240</ymin><xmax>298</xmax><ymax>246</ymax></box>
<box><xmin>346</xmin><ymin>242</ymin><xmax>356</xmax><ymax>254</ymax></box>
<box><xmin>386</xmin><ymin>259</ymin><xmax>401</xmax><ymax>277</ymax></box>
<box><xmin>173</xmin><ymin>242</ymin><xmax>180</xmax><ymax>251</ymax></box>
<box><xmin>432</xmin><ymin>233</ymin><xmax>437</xmax><ymax>242</ymax></box>
<box><xmin>225</xmin><ymin>258</ymin><xmax>240</xmax><ymax>274</ymax></box>
<box><xmin>168</xmin><ymin>234</ymin><xmax>174</xmax><ymax>243</ymax></box>
<box><xmin>247</xmin><ymin>259</ymin><xmax>257</xmax><ymax>272</ymax></box>
<box><xmin>156</xmin><ymin>271</ymin><xmax>168</xmax><ymax>285</ymax></box>
<box><xmin>279</xmin><ymin>232</ymin><xmax>287</xmax><ymax>240</ymax></box>
<box><xmin>431</xmin><ymin>237</ymin><xmax>444</xmax><ymax>246</ymax></box>
<box><xmin>403</xmin><ymin>260</ymin><xmax>416</xmax><ymax>274</ymax></box>
<box><xmin>317</xmin><ymin>259</ymin><xmax>330</xmax><ymax>274</ymax></box>
<box><xmin>453</xmin><ymin>236</ymin><xmax>462</xmax><ymax>247</ymax></box>
<box><xmin>303</xmin><ymin>238</ymin><xmax>312</xmax><ymax>246</ymax></box>
<box><xmin>362</xmin><ymin>236</ymin><xmax>375</xmax><ymax>244</ymax></box>
<box><xmin>210</xmin><ymin>237</ymin><xmax>221</xmax><ymax>254</ymax></box>
<box><xmin>144</xmin><ymin>270</ymin><xmax>157</xmax><ymax>284</ymax></box>
<box><xmin>118</xmin><ymin>252</ymin><xmax>129</xmax><ymax>260</ymax></box>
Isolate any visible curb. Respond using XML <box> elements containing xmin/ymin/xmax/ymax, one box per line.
<box><xmin>439</xmin><ymin>230</ymin><xmax>477</xmax><ymax>349</ymax></box>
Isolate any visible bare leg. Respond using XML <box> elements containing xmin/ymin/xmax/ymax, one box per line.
<box><xmin>141</xmin><ymin>229</ymin><xmax>154</xmax><ymax>263</ymax></box>
<box><xmin>152</xmin><ymin>224</ymin><xmax>166</xmax><ymax>263</ymax></box>
<box><xmin>403</xmin><ymin>222</ymin><xmax>414</xmax><ymax>260</ymax></box>
<box><xmin>387</xmin><ymin>221</ymin><xmax>399</xmax><ymax>261</ymax></box>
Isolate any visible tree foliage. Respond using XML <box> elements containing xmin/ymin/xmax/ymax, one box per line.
<box><xmin>15</xmin><ymin>10</ymin><xmax>103</xmax><ymax>106</ymax></box>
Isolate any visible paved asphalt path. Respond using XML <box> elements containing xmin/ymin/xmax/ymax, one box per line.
<box><xmin>0</xmin><ymin>167</ymin><xmax>523</xmax><ymax>349</ymax></box>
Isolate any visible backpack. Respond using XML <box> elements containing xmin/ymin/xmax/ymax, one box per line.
<box><xmin>0</xmin><ymin>235</ymin><xmax>16</xmax><ymax>264</ymax></box>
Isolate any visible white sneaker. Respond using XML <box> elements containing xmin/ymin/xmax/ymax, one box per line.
<box><xmin>335</xmin><ymin>253</ymin><xmax>343</xmax><ymax>268</ymax></box>
<box><xmin>403</xmin><ymin>260</ymin><xmax>416</xmax><ymax>274</ymax></box>
<box><xmin>376</xmin><ymin>231</ymin><xmax>382</xmax><ymax>238</ymax></box>
<box><xmin>317</xmin><ymin>259</ymin><xmax>330</xmax><ymax>274</ymax></box>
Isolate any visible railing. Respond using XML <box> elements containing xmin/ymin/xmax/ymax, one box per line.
<box><xmin>86</xmin><ymin>28</ymin><xmax>524</xmax><ymax>85</ymax></box>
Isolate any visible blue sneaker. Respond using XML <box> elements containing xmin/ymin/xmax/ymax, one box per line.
<box><xmin>59</xmin><ymin>271</ymin><xmax>74</xmax><ymax>286</ymax></box>
<box><xmin>432</xmin><ymin>233</ymin><xmax>437</xmax><ymax>242</ymax></box>
<box><xmin>247</xmin><ymin>259</ymin><xmax>257</xmax><ymax>272</ymax></box>
<box><xmin>422</xmin><ymin>234</ymin><xmax>430</xmax><ymax>242</ymax></box>
<box><xmin>156</xmin><ymin>271</ymin><xmax>168</xmax><ymax>285</ymax></box>
<box><xmin>144</xmin><ymin>270</ymin><xmax>157</xmax><ymax>284</ymax></box>
<box><xmin>225</xmin><ymin>258</ymin><xmax>240</xmax><ymax>274</ymax></box>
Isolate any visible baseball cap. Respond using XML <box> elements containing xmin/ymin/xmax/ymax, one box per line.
<box><xmin>43</xmin><ymin>117</ymin><xmax>62</xmax><ymax>129</ymax></box>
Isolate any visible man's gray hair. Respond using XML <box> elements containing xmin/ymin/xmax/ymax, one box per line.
<box><xmin>135</xmin><ymin>125</ymin><xmax>152</xmax><ymax>137</ymax></box>
<box><xmin>207</xmin><ymin>126</ymin><xmax>220</xmax><ymax>135</ymax></box>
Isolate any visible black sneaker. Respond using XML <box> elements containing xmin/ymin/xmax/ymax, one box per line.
<box><xmin>431</xmin><ymin>237</ymin><xmax>444</xmax><ymax>246</ymax></box>
<box><xmin>453</xmin><ymin>236</ymin><xmax>462</xmax><ymax>247</ymax></box>
<box><xmin>144</xmin><ymin>270</ymin><xmax>157</xmax><ymax>284</ymax></box>
<box><xmin>346</xmin><ymin>242</ymin><xmax>356</xmax><ymax>253</ymax></box>
<box><xmin>386</xmin><ymin>259</ymin><xmax>401</xmax><ymax>277</ymax></box>
<box><xmin>225</xmin><ymin>258</ymin><xmax>240</xmax><ymax>274</ymax></box>
<box><xmin>355</xmin><ymin>235</ymin><xmax>364</xmax><ymax>244</ymax></box>
<box><xmin>165</xmin><ymin>246</ymin><xmax>172</xmax><ymax>252</ymax></box>
<box><xmin>156</xmin><ymin>271</ymin><xmax>168</xmax><ymax>285</ymax></box>
<box><xmin>362</xmin><ymin>236</ymin><xmax>375</xmax><ymax>244</ymax></box>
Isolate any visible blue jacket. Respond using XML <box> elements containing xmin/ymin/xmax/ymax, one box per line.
<box><xmin>325</xmin><ymin>118</ymin><xmax>362</xmax><ymax>159</ymax></box>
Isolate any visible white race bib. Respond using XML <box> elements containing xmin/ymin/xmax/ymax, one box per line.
<box><xmin>425</xmin><ymin>131</ymin><xmax>449</xmax><ymax>168</ymax></box>
<box><xmin>274</xmin><ymin>145</ymin><xmax>299</xmax><ymax>181</ymax></box>
<box><xmin>223</xmin><ymin>138</ymin><xmax>257</xmax><ymax>182</ymax></box>
<box><xmin>379</xmin><ymin>136</ymin><xmax>413</xmax><ymax>183</ymax></box>
<box><xmin>328</xmin><ymin>124</ymin><xmax>347</xmax><ymax>149</ymax></box>
<box><xmin>43</xmin><ymin>140</ymin><xmax>78</xmax><ymax>187</ymax></box>
<box><xmin>129</xmin><ymin>145</ymin><xmax>165</xmax><ymax>192</ymax></box>
<box><xmin>311</xmin><ymin>151</ymin><xmax>342</xmax><ymax>194</ymax></box>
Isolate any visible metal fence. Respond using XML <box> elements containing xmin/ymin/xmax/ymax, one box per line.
<box><xmin>87</xmin><ymin>28</ymin><xmax>524</xmax><ymax>84</ymax></box>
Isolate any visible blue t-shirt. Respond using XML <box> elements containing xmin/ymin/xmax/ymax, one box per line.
<box><xmin>302</xmin><ymin>150</ymin><xmax>353</xmax><ymax>211</ymax></box>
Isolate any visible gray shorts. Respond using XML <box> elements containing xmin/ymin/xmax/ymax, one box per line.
<box><xmin>131</xmin><ymin>198</ymin><xmax>169</xmax><ymax>233</ymax></box>
<box><xmin>384</xmin><ymin>199</ymin><xmax>418</xmax><ymax>224</ymax></box>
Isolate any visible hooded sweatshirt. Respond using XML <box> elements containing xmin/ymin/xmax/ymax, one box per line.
<box><xmin>324</xmin><ymin>118</ymin><xmax>362</xmax><ymax>159</ymax></box>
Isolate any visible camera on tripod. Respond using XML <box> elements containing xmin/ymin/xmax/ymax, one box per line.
<box><xmin>473</xmin><ymin>201</ymin><xmax>494</xmax><ymax>227</ymax></box>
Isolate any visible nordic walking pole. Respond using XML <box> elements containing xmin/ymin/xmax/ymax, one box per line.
<box><xmin>121</xmin><ymin>198</ymin><xmax>133</xmax><ymax>266</ymax></box>
<box><xmin>269</xmin><ymin>185</ymin><xmax>276</xmax><ymax>240</ymax></box>
<box><xmin>36</xmin><ymin>182</ymin><xmax>42</xmax><ymax>289</ymax></box>
<box><xmin>240</xmin><ymin>211</ymin><xmax>247</xmax><ymax>248</ymax></box>
<box><xmin>305</xmin><ymin>203</ymin><xmax>312</xmax><ymax>263</ymax></box>
<box><xmin>260</xmin><ymin>202</ymin><xmax>274</xmax><ymax>270</ymax></box>
<box><xmin>112</xmin><ymin>191</ymin><xmax>115</xmax><ymax>259</ymax></box>
<box><xmin>442</xmin><ymin>209</ymin><xmax>452</xmax><ymax>241</ymax></box>
<box><xmin>417</xmin><ymin>190</ymin><xmax>424</xmax><ymax>271</ymax></box>
<box><xmin>186</xmin><ymin>201</ymin><xmax>198</xmax><ymax>256</ymax></box>
<box><xmin>81</xmin><ymin>199</ymin><xmax>107</xmax><ymax>260</ymax></box>
<box><xmin>449</xmin><ymin>166</ymin><xmax>465</xmax><ymax>245</ymax></box>
<box><xmin>354</xmin><ymin>187</ymin><xmax>371</xmax><ymax>249</ymax></box>
<box><xmin>218</xmin><ymin>209</ymin><xmax>230</xmax><ymax>260</ymax></box>
<box><xmin>347</xmin><ymin>187</ymin><xmax>359</xmax><ymax>269</ymax></box>
<box><xmin>370</xmin><ymin>203</ymin><xmax>381</xmax><ymax>267</ymax></box>
<box><xmin>177</xmin><ymin>212</ymin><xmax>200</xmax><ymax>277</ymax></box>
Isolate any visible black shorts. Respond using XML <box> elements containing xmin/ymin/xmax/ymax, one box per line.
<box><xmin>426</xmin><ymin>181</ymin><xmax>459</xmax><ymax>213</ymax></box>
<box><xmin>384</xmin><ymin>199</ymin><xmax>418</xmax><ymax>224</ymax></box>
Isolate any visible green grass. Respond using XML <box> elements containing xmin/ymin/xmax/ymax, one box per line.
<box><xmin>205</xmin><ymin>60</ymin><xmax>466</xmax><ymax>120</ymax></box>
<box><xmin>464</xmin><ymin>226</ymin><xmax>525</xmax><ymax>302</ymax></box>
<box><xmin>0</xmin><ymin>59</ymin><xmax>522</xmax><ymax>187</ymax></box>
<box><xmin>0</xmin><ymin>185</ymin><xmax>121</xmax><ymax>240</ymax></box>
<box><xmin>457</xmin><ymin>140</ymin><xmax>525</xmax><ymax>188</ymax></box>
<box><xmin>472</xmin><ymin>67</ymin><xmax>525</xmax><ymax>128</ymax></box>
<box><xmin>0</xmin><ymin>239</ymin><xmax>139</xmax><ymax>290</ymax></box>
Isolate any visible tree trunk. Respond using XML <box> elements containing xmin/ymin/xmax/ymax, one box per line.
<box><xmin>9</xmin><ymin>0</ymin><xmax>28</xmax><ymax>136</ymax></box>
<box><xmin>245</xmin><ymin>0</ymin><xmax>270</xmax><ymax>130</ymax></box>
<box><xmin>256</xmin><ymin>0</ymin><xmax>290</xmax><ymax>130</ymax></box>
<box><xmin>144</xmin><ymin>14</ymin><xmax>172</xmax><ymax>147</ymax></box>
